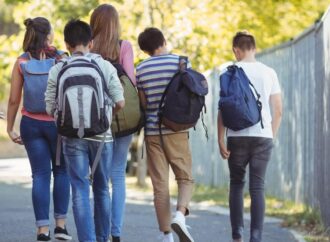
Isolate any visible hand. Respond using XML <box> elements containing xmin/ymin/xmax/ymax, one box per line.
<box><xmin>219</xmin><ymin>141</ymin><xmax>230</xmax><ymax>160</ymax></box>
<box><xmin>8</xmin><ymin>130</ymin><xmax>23</xmax><ymax>145</ymax></box>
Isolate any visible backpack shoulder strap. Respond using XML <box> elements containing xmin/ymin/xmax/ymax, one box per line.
<box><xmin>55</xmin><ymin>50</ymin><xmax>68</xmax><ymax>61</ymax></box>
<box><xmin>89</xmin><ymin>133</ymin><xmax>107</xmax><ymax>184</ymax></box>
<box><xmin>90</xmin><ymin>58</ymin><xmax>111</xmax><ymax>98</ymax></box>
<box><xmin>55</xmin><ymin>50</ymin><xmax>65</xmax><ymax>56</ymax></box>
<box><xmin>20</xmin><ymin>52</ymin><xmax>32</xmax><ymax>60</ymax></box>
<box><xmin>158</xmin><ymin>56</ymin><xmax>186</xmax><ymax>118</ymax></box>
<box><xmin>238</xmin><ymin>67</ymin><xmax>264</xmax><ymax>129</ymax></box>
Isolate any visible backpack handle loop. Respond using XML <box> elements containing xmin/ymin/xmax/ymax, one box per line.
<box><xmin>179</xmin><ymin>56</ymin><xmax>188</xmax><ymax>72</ymax></box>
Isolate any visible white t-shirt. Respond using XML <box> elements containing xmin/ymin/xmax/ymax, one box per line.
<box><xmin>225</xmin><ymin>61</ymin><xmax>281</xmax><ymax>138</ymax></box>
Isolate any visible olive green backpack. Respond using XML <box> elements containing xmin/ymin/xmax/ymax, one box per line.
<box><xmin>110</xmin><ymin>62</ymin><xmax>144</xmax><ymax>137</ymax></box>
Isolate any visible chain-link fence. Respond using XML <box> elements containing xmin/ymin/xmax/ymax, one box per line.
<box><xmin>190</xmin><ymin>7</ymin><xmax>330</xmax><ymax>228</ymax></box>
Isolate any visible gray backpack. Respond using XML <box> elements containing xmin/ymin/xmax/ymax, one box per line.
<box><xmin>55</xmin><ymin>53</ymin><xmax>111</xmax><ymax>183</ymax></box>
<box><xmin>55</xmin><ymin>54</ymin><xmax>111</xmax><ymax>138</ymax></box>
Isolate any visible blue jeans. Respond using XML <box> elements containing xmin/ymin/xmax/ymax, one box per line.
<box><xmin>227</xmin><ymin>137</ymin><xmax>273</xmax><ymax>242</ymax></box>
<box><xmin>110</xmin><ymin>135</ymin><xmax>132</xmax><ymax>237</ymax></box>
<box><xmin>62</xmin><ymin>138</ymin><xmax>113</xmax><ymax>242</ymax></box>
<box><xmin>20</xmin><ymin>115</ymin><xmax>70</xmax><ymax>227</ymax></box>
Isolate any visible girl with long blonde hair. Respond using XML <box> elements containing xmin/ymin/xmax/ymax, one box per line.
<box><xmin>90</xmin><ymin>4</ymin><xmax>136</xmax><ymax>242</ymax></box>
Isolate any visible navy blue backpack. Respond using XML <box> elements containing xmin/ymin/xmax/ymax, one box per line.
<box><xmin>219</xmin><ymin>65</ymin><xmax>263</xmax><ymax>131</ymax></box>
<box><xmin>158</xmin><ymin>56</ymin><xmax>208</xmax><ymax>135</ymax></box>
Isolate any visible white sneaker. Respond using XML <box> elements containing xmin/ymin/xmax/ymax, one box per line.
<box><xmin>171</xmin><ymin>211</ymin><xmax>194</xmax><ymax>242</ymax></box>
<box><xmin>158</xmin><ymin>232</ymin><xmax>174</xmax><ymax>242</ymax></box>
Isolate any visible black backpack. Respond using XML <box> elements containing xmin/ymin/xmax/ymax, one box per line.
<box><xmin>158</xmin><ymin>56</ymin><xmax>208</xmax><ymax>135</ymax></box>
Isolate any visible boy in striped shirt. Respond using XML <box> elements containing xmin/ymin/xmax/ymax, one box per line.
<box><xmin>136</xmin><ymin>27</ymin><xmax>194</xmax><ymax>242</ymax></box>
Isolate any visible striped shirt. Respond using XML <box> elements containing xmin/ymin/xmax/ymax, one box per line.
<box><xmin>136</xmin><ymin>54</ymin><xmax>190</xmax><ymax>136</ymax></box>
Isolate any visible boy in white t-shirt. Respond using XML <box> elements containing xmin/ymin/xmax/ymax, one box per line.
<box><xmin>218</xmin><ymin>31</ymin><xmax>282</xmax><ymax>242</ymax></box>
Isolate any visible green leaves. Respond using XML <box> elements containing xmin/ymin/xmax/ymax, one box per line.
<box><xmin>0</xmin><ymin>0</ymin><xmax>328</xmax><ymax>99</ymax></box>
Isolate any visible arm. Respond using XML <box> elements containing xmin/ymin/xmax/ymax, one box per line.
<box><xmin>270</xmin><ymin>93</ymin><xmax>282</xmax><ymax>138</ymax></box>
<box><xmin>120</xmin><ymin>41</ymin><xmax>136</xmax><ymax>85</ymax></box>
<box><xmin>45</xmin><ymin>65</ymin><xmax>60</xmax><ymax>116</ymax></box>
<box><xmin>136</xmin><ymin>68</ymin><xmax>146</xmax><ymax>110</ymax></box>
<box><xmin>7</xmin><ymin>59</ymin><xmax>23</xmax><ymax>144</ymax></box>
<box><xmin>217</xmin><ymin>111</ymin><xmax>230</xmax><ymax>159</ymax></box>
<box><xmin>113</xmin><ymin>100</ymin><xmax>125</xmax><ymax>113</ymax></box>
<box><xmin>138</xmin><ymin>90</ymin><xmax>147</xmax><ymax>111</ymax></box>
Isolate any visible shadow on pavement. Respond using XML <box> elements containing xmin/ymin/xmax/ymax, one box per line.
<box><xmin>0</xmin><ymin>181</ymin><xmax>297</xmax><ymax>242</ymax></box>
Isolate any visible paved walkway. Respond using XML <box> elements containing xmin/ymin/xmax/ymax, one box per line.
<box><xmin>0</xmin><ymin>158</ymin><xmax>301</xmax><ymax>242</ymax></box>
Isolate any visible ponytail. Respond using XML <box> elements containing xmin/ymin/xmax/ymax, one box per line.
<box><xmin>22</xmin><ymin>17</ymin><xmax>52</xmax><ymax>59</ymax></box>
<box><xmin>23</xmin><ymin>18</ymin><xmax>36</xmax><ymax>52</ymax></box>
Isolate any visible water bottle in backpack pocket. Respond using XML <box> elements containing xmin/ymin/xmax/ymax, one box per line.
<box><xmin>219</xmin><ymin>65</ymin><xmax>263</xmax><ymax>131</ymax></box>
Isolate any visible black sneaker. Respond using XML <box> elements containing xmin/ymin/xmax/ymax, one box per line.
<box><xmin>54</xmin><ymin>227</ymin><xmax>72</xmax><ymax>241</ymax></box>
<box><xmin>112</xmin><ymin>236</ymin><xmax>120</xmax><ymax>242</ymax></box>
<box><xmin>37</xmin><ymin>233</ymin><xmax>51</xmax><ymax>242</ymax></box>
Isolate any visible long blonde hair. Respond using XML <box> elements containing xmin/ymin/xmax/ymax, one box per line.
<box><xmin>90</xmin><ymin>4</ymin><xmax>121</xmax><ymax>61</ymax></box>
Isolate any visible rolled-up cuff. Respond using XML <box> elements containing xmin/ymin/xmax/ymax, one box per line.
<box><xmin>36</xmin><ymin>219</ymin><xmax>50</xmax><ymax>227</ymax></box>
<box><xmin>54</xmin><ymin>213</ymin><xmax>67</xmax><ymax>219</ymax></box>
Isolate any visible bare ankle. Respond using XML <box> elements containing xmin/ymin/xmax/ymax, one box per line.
<box><xmin>38</xmin><ymin>226</ymin><xmax>49</xmax><ymax>235</ymax></box>
<box><xmin>55</xmin><ymin>218</ymin><xmax>66</xmax><ymax>228</ymax></box>
<box><xmin>176</xmin><ymin>206</ymin><xmax>187</xmax><ymax>215</ymax></box>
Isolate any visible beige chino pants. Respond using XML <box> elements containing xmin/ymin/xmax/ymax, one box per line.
<box><xmin>145</xmin><ymin>132</ymin><xmax>194</xmax><ymax>232</ymax></box>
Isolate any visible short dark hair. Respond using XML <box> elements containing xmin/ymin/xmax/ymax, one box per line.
<box><xmin>64</xmin><ymin>19</ymin><xmax>92</xmax><ymax>48</ymax></box>
<box><xmin>233</xmin><ymin>31</ymin><xmax>256</xmax><ymax>50</ymax></box>
<box><xmin>138</xmin><ymin>27</ymin><xmax>165</xmax><ymax>55</ymax></box>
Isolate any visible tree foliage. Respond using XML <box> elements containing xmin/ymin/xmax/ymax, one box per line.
<box><xmin>0</xmin><ymin>0</ymin><xmax>328</xmax><ymax>100</ymax></box>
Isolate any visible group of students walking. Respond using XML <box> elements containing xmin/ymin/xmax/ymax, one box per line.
<box><xmin>6</xmin><ymin>3</ymin><xmax>282</xmax><ymax>242</ymax></box>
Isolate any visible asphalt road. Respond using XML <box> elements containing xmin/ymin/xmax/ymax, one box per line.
<box><xmin>0</xmin><ymin>158</ymin><xmax>299</xmax><ymax>242</ymax></box>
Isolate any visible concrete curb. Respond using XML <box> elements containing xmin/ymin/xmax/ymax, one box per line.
<box><xmin>289</xmin><ymin>230</ymin><xmax>306</xmax><ymax>242</ymax></box>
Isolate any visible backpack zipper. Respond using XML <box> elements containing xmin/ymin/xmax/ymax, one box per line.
<box><xmin>61</xmin><ymin>85</ymin><xmax>101</xmax><ymax>127</ymax></box>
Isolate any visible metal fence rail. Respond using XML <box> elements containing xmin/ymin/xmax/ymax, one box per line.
<box><xmin>190</xmin><ymin>7</ymin><xmax>330</xmax><ymax>228</ymax></box>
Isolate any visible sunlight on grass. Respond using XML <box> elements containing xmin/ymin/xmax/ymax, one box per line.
<box><xmin>0</xmin><ymin>119</ymin><xmax>9</xmax><ymax>141</ymax></box>
<box><xmin>192</xmin><ymin>184</ymin><xmax>229</xmax><ymax>207</ymax></box>
<box><xmin>126</xmin><ymin>177</ymin><xmax>330</xmax><ymax>241</ymax></box>
<box><xmin>192</xmin><ymin>185</ymin><xmax>329</xmax><ymax>241</ymax></box>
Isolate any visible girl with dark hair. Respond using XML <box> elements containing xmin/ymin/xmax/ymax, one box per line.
<box><xmin>90</xmin><ymin>4</ymin><xmax>136</xmax><ymax>242</ymax></box>
<box><xmin>6</xmin><ymin>17</ymin><xmax>72</xmax><ymax>242</ymax></box>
